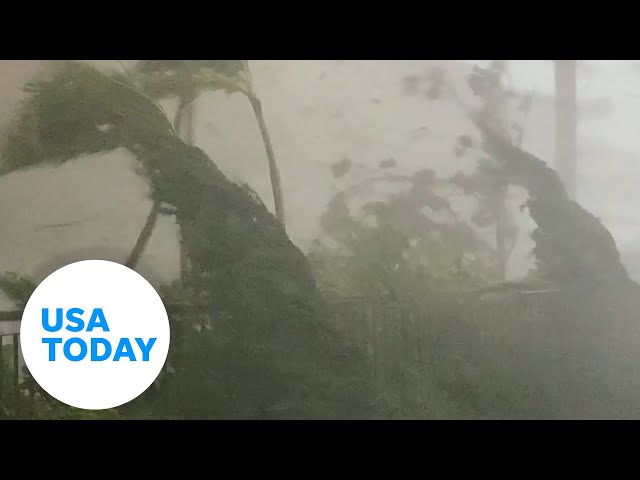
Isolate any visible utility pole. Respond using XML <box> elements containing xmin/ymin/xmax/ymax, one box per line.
<box><xmin>554</xmin><ymin>60</ymin><xmax>578</xmax><ymax>200</ymax></box>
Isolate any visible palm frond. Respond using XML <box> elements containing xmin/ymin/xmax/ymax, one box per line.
<box><xmin>133</xmin><ymin>60</ymin><xmax>250</xmax><ymax>99</ymax></box>
<box><xmin>136</xmin><ymin>60</ymin><xmax>245</xmax><ymax>78</ymax></box>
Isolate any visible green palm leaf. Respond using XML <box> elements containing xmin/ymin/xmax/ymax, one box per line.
<box><xmin>134</xmin><ymin>60</ymin><xmax>249</xmax><ymax>99</ymax></box>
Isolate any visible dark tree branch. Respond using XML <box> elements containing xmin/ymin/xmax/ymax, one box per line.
<box><xmin>125</xmin><ymin>201</ymin><xmax>161</xmax><ymax>269</ymax></box>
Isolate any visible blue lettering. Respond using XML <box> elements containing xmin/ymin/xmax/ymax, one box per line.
<box><xmin>42</xmin><ymin>308</ymin><xmax>63</xmax><ymax>332</ymax></box>
<box><xmin>86</xmin><ymin>308</ymin><xmax>110</xmax><ymax>332</ymax></box>
<box><xmin>135</xmin><ymin>338</ymin><xmax>156</xmax><ymax>361</ymax></box>
<box><xmin>65</xmin><ymin>308</ymin><xmax>85</xmax><ymax>332</ymax></box>
<box><xmin>63</xmin><ymin>337</ymin><xmax>87</xmax><ymax>362</ymax></box>
<box><xmin>42</xmin><ymin>326</ymin><xmax>157</xmax><ymax>362</ymax></box>
<box><xmin>113</xmin><ymin>338</ymin><xmax>136</xmax><ymax>361</ymax></box>
<box><xmin>42</xmin><ymin>338</ymin><xmax>62</xmax><ymax>360</ymax></box>
<box><xmin>91</xmin><ymin>338</ymin><xmax>112</xmax><ymax>361</ymax></box>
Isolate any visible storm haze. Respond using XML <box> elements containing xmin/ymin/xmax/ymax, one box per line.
<box><xmin>1</xmin><ymin>60</ymin><xmax>636</xmax><ymax>289</ymax></box>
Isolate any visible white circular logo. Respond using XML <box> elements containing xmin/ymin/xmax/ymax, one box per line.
<box><xmin>20</xmin><ymin>260</ymin><xmax>170</xmax><ymax>410</ymax></box>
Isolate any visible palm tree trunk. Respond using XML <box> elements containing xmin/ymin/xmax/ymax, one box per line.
<box><xmin>554</xmin><ymin>60</ymin><xmax>577</xmax><ymax>200</ymax></box>
<box><xmin>248</xmin><ymin>95</ymin><xmax>286</xmax><ymax>226</ymax></box>
<box><xmin>126</xmin><ymin>201</ymin><xmax>161</xmax><ymax>269</ymax></box>
<box><xmin>178</xmin><ymin>96</ymin><xmax>194</xmax><ymax>280</ymax></box>
<box><xmin>483</xmin><ymin>69</ymin><xmax>514</xmax><ymax>282</ymax></box>
<box><xmin>495</xmin><ymin>193</ymin><xmax>509</xmax><ymax>280</ymax></box>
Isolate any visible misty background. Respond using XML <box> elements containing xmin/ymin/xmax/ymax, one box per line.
<box><xmin>0</xmin><ymin>60</ymin><xmax>639</xmax><ymax>297</ymax></box>
<box><xmin>3</xmin><ymin>60</ymin><xmax>640</xmax><ymax>419</ymax></box>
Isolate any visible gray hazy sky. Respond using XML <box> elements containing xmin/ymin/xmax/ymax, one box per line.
<box><xmin>468</xmin><ymin>60</ymin><xmax>640</xmax><ymax>153</ymax></box>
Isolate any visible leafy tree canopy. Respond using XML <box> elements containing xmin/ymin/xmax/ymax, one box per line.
<box><xmin>0</xmin><ymin>61</ymin><xmax>375</xmax><ymax>419</ymax></box>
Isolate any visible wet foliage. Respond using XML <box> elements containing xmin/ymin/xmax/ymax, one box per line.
<box><xmin>0</xmin><ymin>61</ymin><xmax>374</xmax><ymax>419</ymax></box>
<box><xmin>1</xmin><ymin>61</ymin><xmax>639</xmax><ymax>419</ymax></box>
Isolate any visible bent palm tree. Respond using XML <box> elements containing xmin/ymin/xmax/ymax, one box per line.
<box><xmin>0</xmin><ymin>61</ymin><xmax>371</xmax><ymax>419</ymax></box>
<box><xmin>126</xmin><ymin>60</ymin><xmax>286</xmax><ymax>273</ymax></box>
<box><xmin>0</xmin><ymin>61</ymin><xmax>304</xmax><ymax>294</ymax></box>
